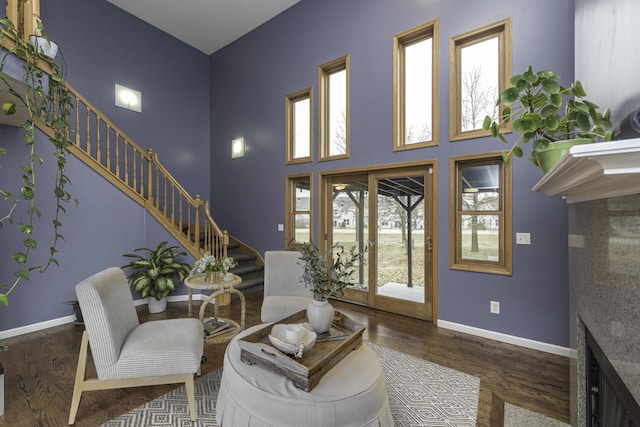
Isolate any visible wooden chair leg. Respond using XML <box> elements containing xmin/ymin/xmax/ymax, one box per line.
<box><xmin>68</xmin><ymin>331</ymin><xmax>89</xmax><ymax>425</ymax></box>
<box><xmin>185</xmin><ymin>374</ymin><xmax>196</xmax><ymax>421</ymax></box>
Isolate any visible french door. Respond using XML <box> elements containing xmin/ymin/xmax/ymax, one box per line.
<box><xmin>321</xmin><ymin>164</ymin><xmax>435</xmax><ymax>321</ymax></box>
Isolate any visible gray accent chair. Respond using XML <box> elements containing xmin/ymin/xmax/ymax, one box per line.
<box><xmin>68</xmin><ymin>267</ymin><xmax>204</xmax><ymax>425</ymax></box>
<box><xmin>260</xmin><ymin>251</ymin><xmax>314</xmax><ymax>323</ymax></box>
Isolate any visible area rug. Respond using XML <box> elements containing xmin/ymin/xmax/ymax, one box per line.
<box><xmin>504</xmin><ymin>403</ymin><xmax>570</xmax><ymax>427</ymax></box>
<box><xmin>101</xmin><ymin>343</ymin><xmax>480</xmax><ymax>427</ymax></box>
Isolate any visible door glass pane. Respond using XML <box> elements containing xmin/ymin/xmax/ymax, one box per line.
<box><xmin>460</xmin><ymin>214</ymin><xmax>499</xmax><ymax>261</ymax></box>
<box><xmin>376</xmin><ymin>176</ymin><xmax>425</xmax><ymax>303</ymax></box>
<box><xmin>332</xmin><ymin>180</ymin><xmax>368</xmax><ymax>293</ymax></box>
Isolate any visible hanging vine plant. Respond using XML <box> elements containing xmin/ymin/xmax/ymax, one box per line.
<box><xmin>0</xmin><ymin>18</ymin><xmax>76</xmax><ymax>308</ymax></box>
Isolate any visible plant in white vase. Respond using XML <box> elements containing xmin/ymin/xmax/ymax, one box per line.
<box><xmin>298</xmin><ymin>242</ymin><xmax>368</xmax><ymax>333</ymax></box>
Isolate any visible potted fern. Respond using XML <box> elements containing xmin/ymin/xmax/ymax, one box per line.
<box><xmin>483</xmin><ymin>65</ymin><xmax>613</xmax><ymax>173</ymax></box>
<box><xmin>121</xmin><ymin>241</ymin><xmax>192</xmax><ymax>313</ymax></box>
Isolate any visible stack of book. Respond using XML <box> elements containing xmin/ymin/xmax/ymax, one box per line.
<box><xmin>203</xmin><ymin>317</ymin><xmax>235</xmax><ymax>338</ymax></box>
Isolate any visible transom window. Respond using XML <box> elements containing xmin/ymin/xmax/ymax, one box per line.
<box><xmin>285</xmin><ymin>88</ymin><xmax>312</xmax><ymax>164</ymax></box>
<box><xmin>449</xmin><ymin>18</ymin><xmax>512</xmax><ymax>141</ymax></box>
<box><xmin>393</xmin><ymin>19</ymin><xmax>438</xmax><ymax>151</ymax></box>
<box><xmin>318</xmin><ymin>55</ymin><xmax>349</xmax><ymax>161</ymax></box>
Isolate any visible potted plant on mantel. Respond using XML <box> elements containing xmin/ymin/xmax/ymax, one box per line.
<box><xmin>482</xmin><ymin>65</ymin><xmax>613</xmax><ymax>173</ymax></box>
<box><xmin>298</xmin><ymin>242</ymin><xmax>368</xmax><ymax>333</ymax></box>
<box><xmin>121</xmin><ymin>241</ymin><xmax>192</xmax><ymax>313</ymax></box>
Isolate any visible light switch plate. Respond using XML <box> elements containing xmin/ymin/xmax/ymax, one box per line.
<box><xmin>277</xmin><ymin>223</ymin><xmax>284</xmax><ymax>232</ymax></box>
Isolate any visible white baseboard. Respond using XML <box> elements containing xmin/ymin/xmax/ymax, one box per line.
<box><xmin>437</xmin><ymin>320</ymin><xmax>572</xmax><ymax>358</ymax></box>
<box><xmin>0</xmin><ymin>315</ymin><xmax>77</xmax><ymax>340</ymax></box>
<box><xmin>0</xmin><ymin>293</ymin><xmax>202</xmax><ymax>340</ymax></box>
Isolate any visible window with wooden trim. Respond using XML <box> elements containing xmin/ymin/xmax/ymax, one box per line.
<box><xmin>449</xmin><ymin>18</ymin><xmax>511</xmax><ymax>141</ymax></box>
<box><xmin>318</xmin><ymin>55</ymin><xmax>349</xmax><ymax>161</ymax></box>
<box><xmin>393</xmin><ymin>19</ymin><xmax>438</xmax><ymax>151</ymax></box>
<box><xmin>449</xmin><ymin>153</ymin><xmax>512</xmax><ymax>275</ymax></box>
<box><xmin>285</xmin><ymin>174</ymin><xmax>312</xmax><ymax>250</ymax></box>
<box><xmin>285</xmin><ymin>88</ymin><xmax>312</xmax><ymax>164</ymax></box>
<box><xmin>6</xmin><ymin>0</ymin><xmax>41</xmax><ymax>40</ymax></box>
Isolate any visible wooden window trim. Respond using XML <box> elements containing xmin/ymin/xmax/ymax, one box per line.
<box><xmin>449</xmin><ymin>152</ymin><xmax>512</xmax><ymax>275</ymax></box>
<box><xmin>393</xmin><ymin>19</ymin><xmax>439</xmax><ymax>152</ymax></box>
<box><xmin>285</xmin><ymin>173</ymin><xmax>312</xmax><ymax>250</ymax></box>
<box><xmin>449</xmin><ymin>18</ymin><xmax>512</xmax><ymax>142</ymax></box>
<box><xmin>318</xmin><ymin>55</ymin><xmax>350</xmax><ymax>161</ymax></box>
<box><xmin>285</xmin><ymin>87</ymin><xmax>313</xmax><ymax>165</ymax></box>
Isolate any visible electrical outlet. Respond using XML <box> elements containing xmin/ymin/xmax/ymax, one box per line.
<box><xmin>516</xmin><ymin>232</ymin><xmax>531</xmax><ymax>245</ymax></box>
<box><xmin>277</xmin><ymin>223</ymin><xmax>284</xmax><ymax>232</ymax></box>
<box><xmin>490</xmin><ymin>301</ymin><xmax>500</xmax><ymax>314</ymax></box>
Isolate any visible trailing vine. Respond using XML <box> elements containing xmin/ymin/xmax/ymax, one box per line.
<box><xmin>0</xmin><ymin>18</ymin><xmax>76</xmax><ymax>308</ymax></box>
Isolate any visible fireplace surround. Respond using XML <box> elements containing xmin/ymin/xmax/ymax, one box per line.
<box><xmin>569</xmin><ymin>192</ymin><xmax>640</xmax><ymax>426</ymax></box>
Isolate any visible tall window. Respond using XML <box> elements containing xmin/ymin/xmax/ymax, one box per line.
<box><xmin>285</xmin><ymin>88</ymin><xmax>312</xmax><ymax>164</ymax></box>
<box><xmin>318</xmin><ymin>55</ymin><xmax>349</xmax><ymax>161</ymax></box>
<box><xmin>393</xmin><ymin>19</ymin><xmax>438</xmax><ymax>151</ymax></box>
<box><xmin>285</xmin><ymin>174</ymin><xmax>312</xmax><ymax>250</ymax></box>
<box><xmin>449</xmin><ymin>153</ymin><xmax>512</xmax><ymax>275</ymax></box>
<box><xmin>449</xmin><ymin>18</ymin><xmax>511</xmax><ymax>141</ymax></box>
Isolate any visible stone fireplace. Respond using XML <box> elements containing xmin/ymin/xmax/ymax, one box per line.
<box><xmin>569</xmin><ymin>193</ymin><xmax>640</xmax><ymax>426</ymax></box>
<box><xmin>532</xmin><ymin>138</ymin><xmax>640</xmax><ymax>426</ymax></box>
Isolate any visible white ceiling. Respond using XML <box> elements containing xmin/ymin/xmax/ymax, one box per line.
<box><xmin>106</xmin><ymin>0</ymin><xmax>301</xmax><ymax>55</ymax></box>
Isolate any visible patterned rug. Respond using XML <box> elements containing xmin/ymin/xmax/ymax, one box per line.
<box><xmin>101</xmin><ymin>343</ymin><xmax>480</xmax><ymax>427</ymax></box>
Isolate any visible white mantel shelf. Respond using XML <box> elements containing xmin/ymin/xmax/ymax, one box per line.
<box><xmin>532</xmin><ymin>138</ymin><xmax>640</xmax><ymax>203</ymax></box>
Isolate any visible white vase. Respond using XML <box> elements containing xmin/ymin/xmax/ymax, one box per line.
<box><xmin>148</xmin><ymin>296</ymin><xmax>168</xmax><ymax>313</ymax></box>
<box><xmin>306</xmin><ymin>299</ymin><xmax>334</xmax><ymax>333</ymax></box>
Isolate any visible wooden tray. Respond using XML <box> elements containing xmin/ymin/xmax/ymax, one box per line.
<box><xmin>238</xmin><ymin>310</ymin><xmax>365</xmax><ymax>391</ymax></box>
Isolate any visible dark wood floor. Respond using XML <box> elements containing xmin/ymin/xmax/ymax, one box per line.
<box><xmin>0</xmin><ymin>292</ymin><xmax>570</xmax><ymax>426</ymax></box>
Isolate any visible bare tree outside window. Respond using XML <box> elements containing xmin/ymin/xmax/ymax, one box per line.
<box><xmin>404</xmin><ymin>38</ymin><xmax>433</xmax><ymax>145</ymax></box>
<box><xmin>461</xmin><ymin>65</ymin><xmax>498</xmax><ymax>132</ymax></box>
<box><xmin>460</xmin><ymin>37</ymin><xmax>499</xmax><ymax>132</ymax></box>
<box><xmin>328</xmin><ymin>69</ymin><xmax>347</xmax><ymax>156</ymax></box>
<box><xmin>450</xmin><ymin>18</ymin><xmax>511</xmax><ymax>141</ymax></box>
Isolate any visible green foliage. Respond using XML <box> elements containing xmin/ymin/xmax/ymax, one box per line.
<box><xmin>0</xmin><ymin>18</ymin><xmax>76</xmax><ymax>306</ymax></box>
<box><xmin>298</xmin><ymin>241</ymin><xmax>368</xmax><ymax>300</ymax></box>
<box><xmin>121</xmin><ymin>241</ymin><xmax>192</xmax><ymax>300</ymax></box>
<box><xmin>482</xmin><ymin>65</ymin><xmax>613</xmax><ymax>166</ymax></box>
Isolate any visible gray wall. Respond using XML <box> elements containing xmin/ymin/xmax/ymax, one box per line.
<box><xmin>576</xmin><ymin>0</ymin><xmax>640</xmax><ymax>125</ymax></box>
<box><xmin>209</xmin><ymin>0</ymin><xmax>574</xmax><ymax>346</ymax></box>
<box><xmin>0</xmin><ymin>0</ymin><xmax>208</xmax><ymax>330</ymax></box>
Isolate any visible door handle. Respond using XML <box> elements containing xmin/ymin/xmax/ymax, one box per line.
<box><xmin>427</xmin><ymin>235</ymin><xmax>433</xmax><ymax>252</ymax></box>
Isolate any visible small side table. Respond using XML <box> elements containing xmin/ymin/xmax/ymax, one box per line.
<box><xmin>184</xmin><ymin>274</ymin><xmax>246</xmax><ymax>344</ymax></box>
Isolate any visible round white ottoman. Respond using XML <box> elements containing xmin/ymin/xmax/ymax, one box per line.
<box><xmin>216</xmin><ymin>324</ymin><xmax>393</xmax><ymax>427</ymax></box>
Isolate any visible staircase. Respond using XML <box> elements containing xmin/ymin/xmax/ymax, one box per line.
<box><xmin>226</xmin><ymin>240</ymin><xmax>264</xmax><ymax>296</ymax></box>
<box><xmin>0</xmin><ymin>33</ymin><xmax>265</xmax><ymax>295</ymax></box>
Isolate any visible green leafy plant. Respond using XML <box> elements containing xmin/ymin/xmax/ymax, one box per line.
<box><xmin>121</xmin><ymin>241</ymin><xmax>192</xmax><ymax>300</ymax></box>
<box><xmin>0</xmin><ymin>18</ymin><xmax>76</xmax><ymax>307</ymax></box>
<box><xmin>298</xmin><ymin>242</ymin><xmax>368</xmax><ymax>300</ymax></box>
<box><xmin>482</xmin><ymin>65</ymin><xmax>613</xmax><ymax>166</ymax></box>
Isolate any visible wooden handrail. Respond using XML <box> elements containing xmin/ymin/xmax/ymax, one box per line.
<box><xmin>37</xmin><ymin>78</ymin><xmax>227</xmax><ymax>259</ymax></box>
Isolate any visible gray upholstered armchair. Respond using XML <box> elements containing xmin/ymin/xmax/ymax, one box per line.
<box><xmin>68</xmin><ymin>267</ymin><xmax>204</xmax><ymax>425</ymax></box>
<box><xmin>260</xmin><ymin>251</ymin><xmax>314</xmax><ymax>323</ymax></box>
